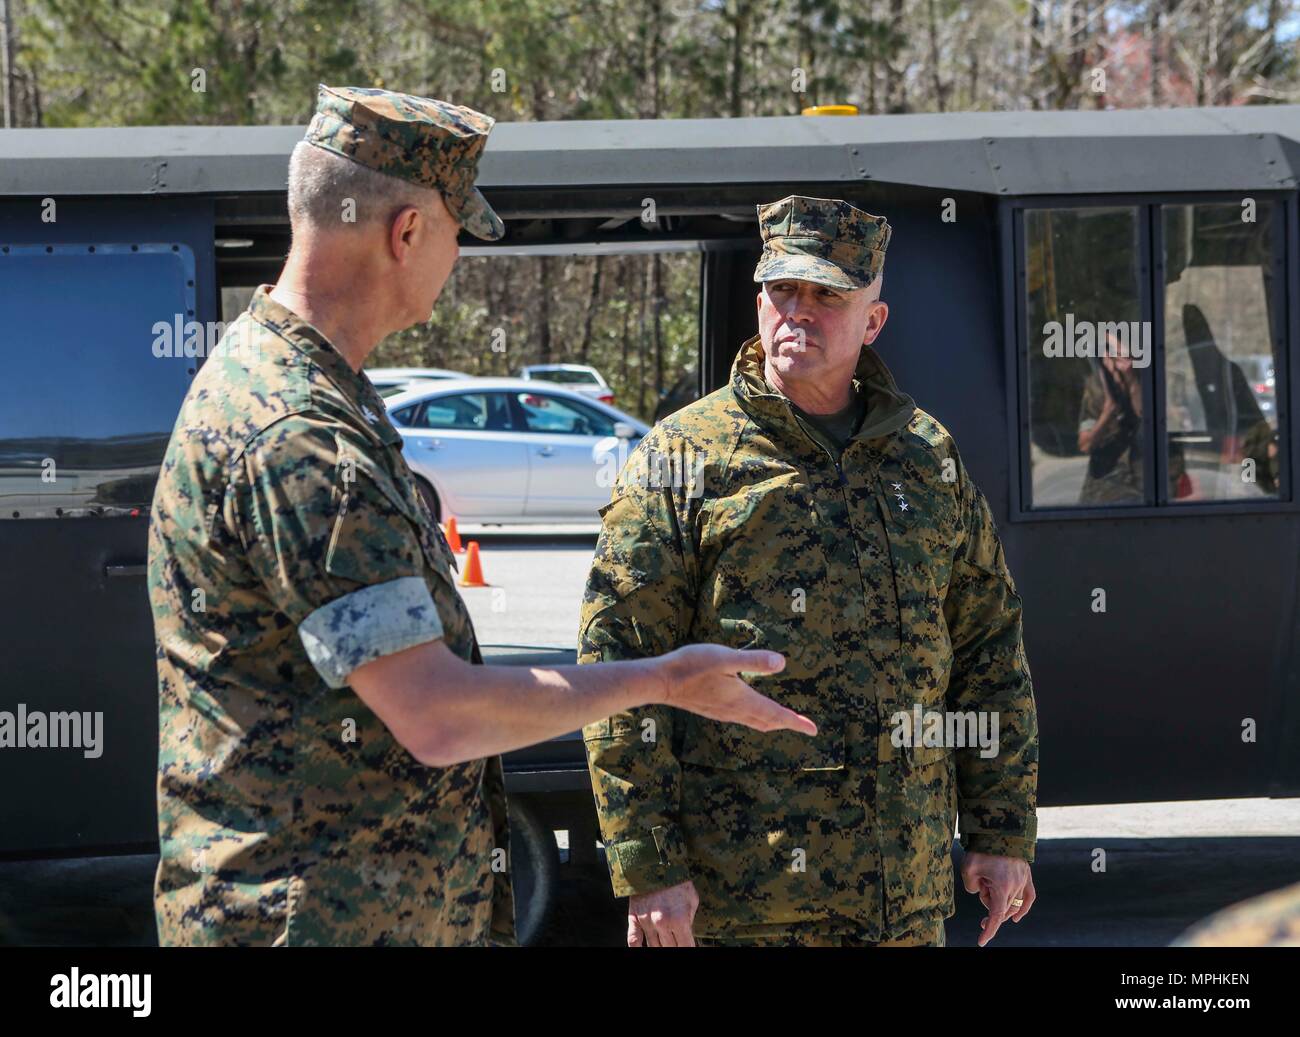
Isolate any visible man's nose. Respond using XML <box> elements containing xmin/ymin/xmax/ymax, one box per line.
<box><xmin>784</xmin><ymin>288</ymin><xmax>818</xmax><ymax>321</ymax></box>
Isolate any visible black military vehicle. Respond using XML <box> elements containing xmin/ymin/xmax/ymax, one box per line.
<box><xmin>3</xmin><ymin>104</ymin><xmax>1298</xmax><ymax>943</ymax></box>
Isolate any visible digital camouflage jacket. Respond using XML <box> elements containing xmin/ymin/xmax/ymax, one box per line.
<box><xmin>149</xmin><ymin>286</ymin><xmax>513</xmax><ymax>946</ymax></box>
<box><xmin>580</xmin><ymin>334</ymin><xmax>1038</xmax><ymax>939</ymax></box>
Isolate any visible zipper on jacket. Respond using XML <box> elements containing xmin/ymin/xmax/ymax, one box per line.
<box><xmin>791</xmin><ymin>410</ymin><xmax>895</xmax><ymax>940</ymax></box>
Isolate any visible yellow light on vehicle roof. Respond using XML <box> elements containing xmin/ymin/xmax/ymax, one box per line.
<box><xmin>801</xmin><ymin>104</ymin><xmax>859</xmax><ymax>116</ymax></box>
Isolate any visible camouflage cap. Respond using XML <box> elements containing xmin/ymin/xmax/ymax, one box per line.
<box><xmin>753</xmin><ymin>195</ymin><xmax>891</xmax><ymax>291</ymax></box>
<box><xmin>305</xmin><ymin>84</ymin><xmax>504</xmax><ymax>241</ymax></box>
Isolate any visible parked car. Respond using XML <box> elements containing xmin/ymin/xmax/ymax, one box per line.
<box><xmin>386</xmin><ymin>378</ymin><xmax>648</xmax><ymax>522</ymax></box>
<box><xmin>365</xmin><ymin>366</ymin><xmax>472</xmax><ymax>397</ymax></box>
<box><xmin>516</xmin><ymin>363</ymin><xmax>615</xmax><ymax>405</ymax></box>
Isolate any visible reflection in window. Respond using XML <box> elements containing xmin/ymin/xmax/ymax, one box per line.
<box><xmin>1162</xmin><ymin>203</ymin><xmax>1282</xmax><ymax>502</ymax></box>
<box><xmin>1025</xmin><ymin>207</ymin><xmax>1147</xmax><ymax>507</ymax></box>
<box><xmin>0</xmin><ymin>247</ymin><xmax>195</xmax><ymax>518</ymax></box>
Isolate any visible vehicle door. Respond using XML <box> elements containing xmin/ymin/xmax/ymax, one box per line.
<box><xmin>400</xmin><ymin>391</ymin><xmax>529</xmax><ymax>519</ymax></box>
<box><xmin>507</xmin><ymin>391</ymin><xmax>622</xmax><ymax>518</ymax></box>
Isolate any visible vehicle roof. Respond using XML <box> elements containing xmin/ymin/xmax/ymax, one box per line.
<box><xmin>522</xmin><ymin>363</ymin><xmax>601</xmax><ymax>370</ymax></box>
<box><xmin>5</xmin><ymin>105</ymin><xmax>1299</xmax><ymax>198</ymax></box>
<box><xmin>365</xmin><ymin>367</ymin><xmax>467</xmax><ymax>378</ymax></box>
<box><xmin>385</xmin><ymin>376</ymin><xmax>598</xmax><ymax>399</ymax></box>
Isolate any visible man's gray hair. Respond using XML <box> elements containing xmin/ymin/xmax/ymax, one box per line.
<box><xmin>286</xmin><ymin>140</ymin><xmax>445</xmax><ymax>231</ymax></box>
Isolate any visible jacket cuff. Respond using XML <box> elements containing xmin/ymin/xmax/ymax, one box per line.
<box><xmin>960</xmin><ymin>833</ymin><xmax>1036</xmax><ymax>862</ymax></box>
<box><xmin>605</xmin><ymin>824</ymin><xmax>692</xmax><ymax>897</ymax></box>
<box><xmin>959</xmin><ymin>803</ymin><xmax>1037</xmax><ymax>862</ymax></box>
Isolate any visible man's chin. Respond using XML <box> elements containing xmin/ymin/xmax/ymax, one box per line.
<box><xmin>768</xmin><ymin>349</ymin><xmax>818</xmax><ymax>377</ymax></box>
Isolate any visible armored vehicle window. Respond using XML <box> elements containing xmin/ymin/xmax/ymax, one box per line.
<box><xmin>1161</xmin><ymin>202</ymin><xmax>1283</xmax><ymax>502</ymax></box>
<box><xmin>0</xmin><ymin>245</ymin><xmax>196</xmax><ymax>519</ymax></box>
<box><xmin>1024</xmin><ymin>207</ymin><xmax>1148</xmax><ymax>508</ymax></box>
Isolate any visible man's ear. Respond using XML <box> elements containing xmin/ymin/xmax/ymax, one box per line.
<box><xmin>862</xmin><ymin>300</ymin><xmax>890</xmax><ymax>346</ymax></box>
<box><xmin>389</xmin><ymin>205</ymin><xmax>421</xmax><ymax>262</ymax></box>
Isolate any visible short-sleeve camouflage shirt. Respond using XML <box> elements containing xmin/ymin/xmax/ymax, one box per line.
<box><xmin>148</xmin><ymin>286</ymin><xmax>514</xmax><ymax>946</ymax></box>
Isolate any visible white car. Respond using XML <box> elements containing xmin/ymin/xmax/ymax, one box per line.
<box><xmin>386</xmin><ymin>378</ymin><xmax>648</xmax><ymax>523</ymax></box>
<box><xmin>516</xmin><ymin>363</ymin><xmax>615</xmax><ymax>405</ymax></box>
<box><xmin>365</xmin><ymin>366</ymin><xmax>472</xmax><ymax>398</ymax></box>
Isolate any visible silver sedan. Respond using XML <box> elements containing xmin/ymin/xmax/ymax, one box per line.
<box><xmin>385</xmin><ymin>378</ymin><xmax>649</xmax><ymax>524</ymax></box>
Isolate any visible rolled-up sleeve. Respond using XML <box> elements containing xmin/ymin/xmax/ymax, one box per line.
<box><xmin>232</xmin><ymin>416</ymin><xmax>444</xmax><ymax>687</ymax></box>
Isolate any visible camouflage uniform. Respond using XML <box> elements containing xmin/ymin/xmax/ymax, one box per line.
<box><xmin>580</xmin><ymin>196</ymin><xmax>1038</xmax><ymax>943</ymax></box>
<box><xmin>1171</xmin><ymin>881</ymin><xmax>1300</xmax><ymax>947</ymax></box>
<box><xmin>697</xmin><ymin>918</ymin><xmax>946</xmax><ymax>947</ymax></box>
<box><xmin>148</xmin><ymin>86</ymin><xmax>514</xmax><ymax>946</ymax></box>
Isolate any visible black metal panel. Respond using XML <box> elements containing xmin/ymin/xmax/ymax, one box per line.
<box><xmin>1015</xmin><ymin>513</ymin><xmax>1298</xmax><ymax>806</ymax></box>
<box><xmin>0</xmin><ymin>197</ymin><xmax>216</xmax><ymax>856</ymax></box>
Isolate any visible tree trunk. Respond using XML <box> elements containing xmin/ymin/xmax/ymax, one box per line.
<box><xmin>652</xmin><ymin>252</ymin><xmax>664</xmax><ymax>397</ymax></box>
<box><xmin>537</xmin><ymin>256</ymin><xmax>553</xmax><ymax>365</ymax></box>
<box><xmin>727</xmin><ymin>0</ymin><xmax>752</xmax><ymax>118</ymax></box>
<box><xmin>884</xmin><ymin>0</ymin><xmax>905</xmax><ymax>112</ymax></box>
<box><xmin>1</xmin><ymin>0</ymin><xmax>16</xmax><ymax>128</ymax></box>
<box><xmin>1150</xmin><ymin>0</ymin><xmax>1164</xmax><ymax>107</ymax></box>
<box><xmin>579</xmin><ymin>256</ymin><xmax>603</xmax><ymax>365</ymax></box>
<box><xmin>619</xmin><ymin>259</ymin><xmax>631</xmax><ymax>391</ymax></box>
<box><xmin>925</xmin><ymin>0</ymin><xmax>947</xmax><ymax>112</ymax></box>
<box><xmin>636</xmin><ymin>259</ymin><xmax>650</xmax><ymax>417</ymax></box>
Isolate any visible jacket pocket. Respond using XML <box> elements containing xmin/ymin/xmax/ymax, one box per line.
<box><xmin>883</xmin><ymin>740</ymin><xmax>957</xmax><ymax>926</ymax></box>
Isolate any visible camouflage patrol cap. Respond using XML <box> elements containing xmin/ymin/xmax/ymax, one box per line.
<box><xmin>305</xmin><ymin>84</ymin><xmax>504</xmax><ymax>241</ymax></box>
<box><xmin>753</xmin><ymin>195</ymin><xmax>891</xmax><ymax>291</ymax></box>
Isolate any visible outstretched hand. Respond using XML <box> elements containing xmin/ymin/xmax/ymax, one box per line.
<box><xmin>653</xmin><ymin>644</ymin><xmax>817</xmax><ymax>735</ymax></box>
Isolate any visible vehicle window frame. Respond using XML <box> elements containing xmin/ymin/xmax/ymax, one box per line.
<box><xmin>1005</xmin><ymin>191</ymin><xmax>1294</xmax><ymax>521</ymax></box>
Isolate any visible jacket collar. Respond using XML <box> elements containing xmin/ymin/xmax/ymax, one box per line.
<box><xmin>248</xmin><ymin>285</ymin><xmax>403</xmax><ymax>447</ymax></box>
<box><xmin>730</xmin><ymin>334</ymin><xmax>916</xmax><ymax>455</ymax></box>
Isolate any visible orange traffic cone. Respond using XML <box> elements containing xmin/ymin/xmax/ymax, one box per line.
<box><xmin>443</xmin><ymin>515</ymin><xmax>464</xmax><ymax>554</ymax></box>
<box><xmin>459</xmin><ymin>541</ymin><xmax>488</xmax><ymax>587</ymax></box>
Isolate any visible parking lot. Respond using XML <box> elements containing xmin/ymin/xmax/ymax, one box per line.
<box><xmin>2</xmin><ymin>528</ymin><xmax>1296</xmax><ymax>948</ymax></box>
<box><xmin>452</xmin><ymin>524</ymin><xmax>602</xmax><ymax>649</ymax></box>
